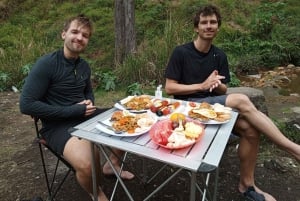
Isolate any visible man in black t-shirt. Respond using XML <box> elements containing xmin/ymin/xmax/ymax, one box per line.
<box><xmin>165</xmin><ymin>5</ymin><xmax>300</xmax><ymax>201</ymax></box>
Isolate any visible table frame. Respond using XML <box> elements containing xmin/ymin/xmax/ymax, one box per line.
<box><xmin>71</xmin><ymin>107</ymin><xmax>238</xmax><ymax>201</ymax></box>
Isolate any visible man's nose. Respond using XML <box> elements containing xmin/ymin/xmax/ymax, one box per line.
<box><xmin>76</xmin><ymin>33</ymin><xmax>83</xmax><ymax>40</ymax></box>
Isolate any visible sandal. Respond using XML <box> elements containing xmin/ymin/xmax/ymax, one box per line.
<box><xmin>242</xmin><ymin>186</ymin><xmax>265</xmax><ymax>201</ymax></box>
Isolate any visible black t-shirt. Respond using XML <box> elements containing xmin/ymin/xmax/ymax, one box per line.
<box><xmin>165</xmin><ymin>42</ymin><xmax>230</xmax><ymax>100</ymax></box>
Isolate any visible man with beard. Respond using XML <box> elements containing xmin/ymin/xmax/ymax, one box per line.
<box><xmin>20</xmin><ymin>14</ymin><xmax>134</xmax><ymax>201</ymax></box>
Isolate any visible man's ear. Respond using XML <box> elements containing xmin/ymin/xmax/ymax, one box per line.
<box><xmin>61</xmin><ymin>32</ymin><xmax>66</xmax><ymax>40</ymax></box>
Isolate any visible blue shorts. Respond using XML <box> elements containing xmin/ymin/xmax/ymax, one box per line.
<box><xmin>187</xmin><ymin>95</ymin><xmax>228</xmax><ymax>105</ymax></box>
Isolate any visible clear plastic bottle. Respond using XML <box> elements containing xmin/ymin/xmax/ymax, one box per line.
<box><xmin>155</xmin><ymin>84</ymin><xmax>162</xmax><ymax>99</ymax></box>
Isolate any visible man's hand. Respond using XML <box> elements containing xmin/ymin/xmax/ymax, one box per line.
<box><xmin>78</xmin><ymin>99</ymin><xmax>96</xmax><ymax>116</ymax></box>
<box><xmin>203</xmin><ymin>70</ymin><xmax>225</xmax><ymax>92</ymax></box>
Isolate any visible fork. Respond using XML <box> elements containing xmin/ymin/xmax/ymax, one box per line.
<box><xmin>97</xmin><ymin>120</ymin><xmax>123</xmax><ymax>134</ymax></box>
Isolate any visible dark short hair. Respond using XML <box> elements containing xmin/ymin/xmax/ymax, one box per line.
<box><xmin>193</xmin><ymin>4</ymin><xmax>222</xmax><ymax>28</ymax></box>
<box><xmin>63</xmin><ymin>14</ymin><xmax>93</xmax><ymax>36</ymax></box>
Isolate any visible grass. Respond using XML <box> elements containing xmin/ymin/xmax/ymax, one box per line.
<box><xmin>1</xmin><ymin>0</ymin><xmax>300</xmax><ymax>92</ymax></box>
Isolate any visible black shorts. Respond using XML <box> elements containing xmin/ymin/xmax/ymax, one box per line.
<box><xmin>41</xmin><ymin>108</ymin><xmax>110</xmax><ymax>155</ymax></box>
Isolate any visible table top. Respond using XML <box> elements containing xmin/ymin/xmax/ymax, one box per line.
<box><xmin>71</xmin><ymin>107</ymin><xmax>238</xmax><ymax>173</ymax></box>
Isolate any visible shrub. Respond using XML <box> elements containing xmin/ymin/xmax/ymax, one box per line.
<box><xmin>126</xmin><ymin>82</ymin><xmax>144</xmax><ymax>95</ymax></box>
<box><xmin>274</xmin><ymin>120</ymin><xmax>300</xmax><ymax>144</ymax></box>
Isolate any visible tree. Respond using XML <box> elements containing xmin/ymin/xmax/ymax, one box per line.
<box><xmin>114</xmin><ymin>0</ymin><xmax>136</xmax><ymax>65</ymax></box>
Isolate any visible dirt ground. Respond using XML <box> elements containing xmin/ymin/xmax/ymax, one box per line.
<box><xmin>0</xmin><ymin>90</ymin><xmax>299</xmax><ymax>201</ymax></box>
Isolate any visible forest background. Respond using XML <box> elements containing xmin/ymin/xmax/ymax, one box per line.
<box><xmin>0</xmin><ymin>0</ymin><xmax>299</xmax><ymax>92</ymax></box>
<box><xmin>0</xmin><ymin>1</ymin><xmax>300</xmax><ymax>200</ymax></box>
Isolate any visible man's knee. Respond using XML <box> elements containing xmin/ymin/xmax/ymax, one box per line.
<box><xmin>76</xmin><ymin>159</ymin><xmax>93</xmax><ymax>176</ymax></box>
<box><xmin>228</xmin><ymin>93</ymin><xmax>256</xmax><ymax>112</ymax></box>
<box><xmin>235</xmin><ymin>118</ymin><xmax>260</xmax><ymax>139</ymax></box>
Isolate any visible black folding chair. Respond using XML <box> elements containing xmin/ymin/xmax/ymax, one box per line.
<box><xmin>33</xmin><ymin>117</ymin><xmax>74</xmax><ymax>201</ymax></box>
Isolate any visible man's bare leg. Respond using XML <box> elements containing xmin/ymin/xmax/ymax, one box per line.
<box><xmin>227</xmin><ymin>94</ymin><xmax>300</xmax><ymax>161</ymax></box>
<box><xmin>64</xmin><ymin>137</ymin><xmax>109</xmax><ymax>201</ymax></box>
<box><xmin>102</xmin><ymin>148</ymin><xmax>135</xmax><ymax>180</ymax></box>
<box><xmin>234</xmin><ymin>118</ymin><xmax>276</xmax><ymax>201</ymax></box>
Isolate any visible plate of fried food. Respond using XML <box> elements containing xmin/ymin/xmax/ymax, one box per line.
<box><xmin>186</xmin><ymin>102</ymin><xmax>232</xmax><ymax>124</ymax></box>
<box><xmin>95</xmin><ymin>110</ymin><xmax>157</xmax><ymax>137</ymax></box>
<box><xmin>149</xmin><ymin>113</ymin><xmax>205</xmax><ymax>149</ymax></box>
<box><xmin>117</xmin><ymin>95</ymin><xmax>153</xmax><ymax>113</ymax></box>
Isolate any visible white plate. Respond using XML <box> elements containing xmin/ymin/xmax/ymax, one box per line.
<box><xmin>195</xmin><ymin>118</ymin><xmax>230</xmax><ymax>124</ymax></box>
<box><xmin>114</xmin><ymin>102</ymin><xmax>148</xmax><ymax>113</ymax></box>
<box><xmin>118</xmin><ymin>95</ymin><xmax>152</xmax><ymax>113</ymax></box>
<box><xmin>95</xmin><ymin>112</ymin><xmax>157</xmax><ymax>137</ymax></box>
<box><xmin>184</xmin><ymin>104</ymin><xmax>232</xmax><ymax>124</ymax></box>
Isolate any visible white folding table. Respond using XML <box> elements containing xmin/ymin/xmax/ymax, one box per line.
<box><xmin>71</xmin><ymin>107</ymin><xmax>238</xmax><ymax>201</ymax></box>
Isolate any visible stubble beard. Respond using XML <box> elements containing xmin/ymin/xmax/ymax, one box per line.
<box><xmin>65</xmin><ymin>39</ymin><xmax>87</xmax><ymax>55</ymax></box>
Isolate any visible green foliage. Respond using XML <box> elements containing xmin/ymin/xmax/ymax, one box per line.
<box><xmin>135</xmin><ymin>0</ymin><xmax>169</xmax><ymax>41</ymax></box>
<box><xmin>0</xmin><ymin>71</ymin><xmax>11</xmax><ymax>92</ymax></box>
<box><xmin>228</xmin><ymin>72</ymin><xmax>241</xmax><ymax>87</ymax></box>
<box><xmin>126</xmin><ymin>82</ymin><xmax>144</xmax><ymax>96</ymax></box>
<box><xmin>96</xmin><ymin>71</ymin><xmax>116</xmax><ymax>91</ymax></box>
<box><xmin>1</xmin><ymin>0</ymin><xmax>299</xmax><ymax>92</ymax></box>
<box><xmin>249</xmin><ymin>2</ymin><xmax>286</xmax><ymax>39</ymax></box>
<box><xmin>274</xmin><ymin>120</ymin><xmax>300</xmax><ymax>144</ymax></box>
<box><xmin>21</xmin><ymin>63</ymin><xmax>33</xmax><ymax>76</ymax></box>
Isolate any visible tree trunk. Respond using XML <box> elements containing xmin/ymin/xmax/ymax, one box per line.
<box><xmin>124</xmin><ymin>0</ymin><xmax>136</xmax><ymax>55</ymax></box>
<box><xmin>114</xmin><ymin>0</ymin><xmax>125</xmax><ymax>65</ymax></box>
<box><xmin>114</xmin><ymin>0</ymin><xmax>136</xmax><ymax>65</ymax></box>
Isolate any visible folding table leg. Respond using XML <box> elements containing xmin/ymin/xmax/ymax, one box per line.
<box><xmin>202</xmin><ymin>173</ymin><xmax>210</xmax><ymax>201</ymax></box>
<box><xmin>90</xmin><ymin>142</ymin><xmax>98</xmax><ymax>201</ymax></box>
<box><xmin>110</xmin><ymin>152</ymin><xmax>127</xmax><ymax>200</ymax></box>
<box><xmin>143</xmin><ymin>168</ymin><xmax>183</xmax><ymax>201</ymax></box>
<box><xmin>98</xmin><ymin>145</ymin><xmax>134</xmax><ymax>201</ymax></box>
<box><xmin>190</xmin><ymin>172</ymin><xmax>196</xmax><ymax>201</ymax></box>
<box><xmin>145</xmin><ymin>163</ymin><xmax>168</xmax><ymax>184</ymax></box>
<box><xmin>212</xmin><ymin>167</ymin><xmax>219</xmax><ymax>201</ymax></box>
<box><xmin>142</xmin><ymin>157</ymin><xmax>147</xmax><ymax>183</ymax></box>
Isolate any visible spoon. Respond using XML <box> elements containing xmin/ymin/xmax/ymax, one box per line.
<box><xmin>97</xmin><ymin>120</ymin><xmax>124</xmax><ymax>134</ymax></box>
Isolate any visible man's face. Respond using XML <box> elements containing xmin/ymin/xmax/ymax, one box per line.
<box><xmin>195</xmin><ymin>14</ymin><xmax>219</xmax><ymax>40</ymax></box>
<box><xmin>61</xmin><ymin>20</ymin><xmax>91</xmax><ymax>58</ymax></box>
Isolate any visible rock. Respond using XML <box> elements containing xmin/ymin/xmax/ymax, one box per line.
<box><xmin>290</xmin><ymin>93</ymin><xmax>300</xmax><ymax>97</ymax></box>
<box><xmin>291</xmin><ymin>107</ymin><xmax>300</xmax><ymax>124</ymax></box>
<box><xmin>291</xmin><ymin>107</ymin><xmax>300</xmax><ymax>114</ymax></box>
<box><xmin>287</xmin><ymin>64</ymin><xmax>295</xmax><ymax>68</ymax></box>
<box><xmin>227</xmin><ymin>87</ymin><xmax>268</xmax><ymax>115</ymax></box>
